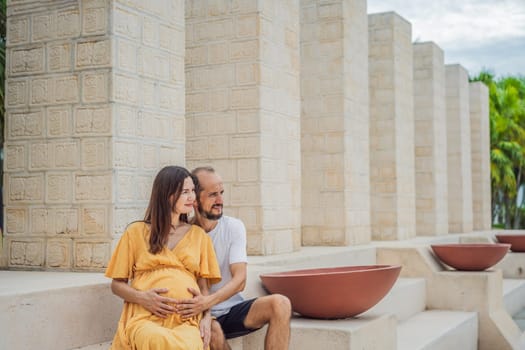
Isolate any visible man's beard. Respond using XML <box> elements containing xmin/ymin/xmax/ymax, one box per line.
<box><xmin>199</xmin><ymin>205</ymin><xmax>223</xmax><ymax>220</ymax></box>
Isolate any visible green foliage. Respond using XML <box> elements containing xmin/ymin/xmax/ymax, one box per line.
<box><xmin>472</xmin><ymin>71</ymin><xmax>525</xmax><ymax>228</ymax></box>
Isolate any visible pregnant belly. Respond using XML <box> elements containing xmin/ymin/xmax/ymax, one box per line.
<box><xmin>133</xmin><ymin>267</ymin><xmax>199</xmax><ymax>300</ymax></box>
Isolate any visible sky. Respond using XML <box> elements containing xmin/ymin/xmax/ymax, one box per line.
<box><xmin>367</xmin><ymin>0</ymin><xmax>525</xmax><ymax>78</ymax></box>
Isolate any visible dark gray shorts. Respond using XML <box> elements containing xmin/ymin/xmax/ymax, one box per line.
<box><xmin>216</xmin><ymin>298</ymin><xmax>261</xmax><ymax>339</ymax></box>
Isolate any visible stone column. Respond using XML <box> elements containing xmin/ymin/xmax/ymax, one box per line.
<box><xmin>301</xmin><ymin>0</ymin><xmax>370</xmax><ymax>246</ymax></box>
<box><xmin>413</xmin><ymin>42</ymin><xmax>448</xmax><ymax>236</ymax></box>
<box><xmin>185</xmin><ymin>1</ymin><xmax>301</xmax><ymax>255</ymax></box>
<box><xmin>469</xmin><ymin>82</ymin><xmax>491</xmax><ymax>230</ymax></box>
<box><xmin>368</xmin><ymin>12</ymin><xmax>416</xmax><ymax>240</ymax></box>
<box><xmin>3</xmin><ymin>1</ymin><xmax>185</xmax><ymax>270</ymax></box>
<box><xmin>445</xmin><ymin>64</ymin><xmax>473</xmax><ymax>233</ymax></box>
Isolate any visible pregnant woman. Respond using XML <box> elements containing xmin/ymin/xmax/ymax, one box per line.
<box><xmin>105</xmin><ymin>166</ymin><xmax>221</xmax><ymax>349</ymax></box>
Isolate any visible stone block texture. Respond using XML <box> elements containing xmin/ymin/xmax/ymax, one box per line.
<box><xmin>185</xmin><ymin>0</ymin><xmax>301</xmax><ymax>255</ymax></box>
<box><xmin>1</xmin><ymin>0</ymin><xmax>493</xmax><ymax>269</ymax></box>
<box><xmin>413</xmin><ymin>42</ymin><xmax>448</xmax><ymax>236</ymax></box>
<box><xmin>368</xmin><ymin>12</ymin><xmax>416</xmax><ymax>240</ymax></box>
<box><xmin>445</xmin><ymin>64</ymin><xmax>473</xmax><ymax>233</ymax></box>
<box><xmin>3</xmin><ymin>0</ymin><xmax>186</xmax><ymax>270</ymax></box>
<box><xmin>469</xmin><ymin>82</ymin><xmax>491</xmax><ymax>230</ymax></box>
<box><xmin>301</xmin><ymin>0</ymin><xmax>370</xmax><ymax>246</ymax></box>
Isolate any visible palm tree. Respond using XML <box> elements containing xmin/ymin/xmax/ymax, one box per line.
<box><xmin>473</xmin><ymin>71</ymin><xmax>525</xmax><ymax>228</ymax></box>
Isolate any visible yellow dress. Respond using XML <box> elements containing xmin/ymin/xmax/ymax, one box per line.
<box><xmin>105</xmin><ymin>222</ymin><xmax>221</xmax><ymax>350</ymax></box>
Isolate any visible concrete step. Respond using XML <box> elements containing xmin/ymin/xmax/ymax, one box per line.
<box><xmin>77</xmin><ymin>314</ymin><xmax>397</xmax><ymax>350</ymax></box>
<box><xmin>0</xmin><ymin>271</ymin><xmax>120</xmax><ymax>350</ymax></box>
<box><xmin>503</xmin><ymin>278</ymin><xmax>525</xmax><ymax>317</ymax></box>
<box><xmin>287</xmin><ymin>314</ymin><xmax>396</xmax><ymax>350</ymax></box>
<box><xmin>506</xmin><ymin>278</ymin><xmax>525</xmax><ymax>332</ymax></box>
<box><xmin>77</xmin><ymin>312</ymin><xmax>484</xmax><ymax>350</ymax></box>
<box><xmin>2</xmin><ymin>245</ymin><xmax>484</xmax><ymax>350</ymax></box>
<box><xmin>77</xmin><ymin>313</ymin><xmax>485</xmax><ymax>350</ymax></box>
<box><xmin>514</xmin><ymin>308</ymin><xmax>525</xmax><ymax>331</ymax></box>
<box><xmin>230</xmin><ymin>314</ymin><xmax>397</xmax><ymax>350</ymax></box>
<box><xmin>397</xmin><ymin>310</ymin><xmax>478</xmax><ymax>350</ymax></box>
<box><xmin>362</xmin><ymin>277</ymin><xmax>426</xmax><ymax>321</ymax></box>
<box><xmin>235</xmin><ymin>274</ymin><xmax>425</xmax><ymax>349</ymax></box>
<box><xmin>72</xmin><ymin>343</ymin><xmax>110</xmax><ymax>350</ymax></box>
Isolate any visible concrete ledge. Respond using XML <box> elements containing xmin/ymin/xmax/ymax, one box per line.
<box><xmin>76</xmin><ymin>315</ymin><xmax>397</xmax><ymax>350</ymax></box>
<box><xmin>73</xmin><ymin>343</ymin><xmax>110</xmax><ymax>350</ymax></box>
<box><xmin>514</xmin><ymin>309</ymin><xmax>525</xmax><ymax>331</ymax></box>
<box><xmin>503</xmin><ymin>278</ymin><xmax>525</xmax><ymax>316</ymax></box>
<box><xmin>10</xmin><ymin>240</ymin><xmax>518</xmax><ymax>350</ymax></box>
<box><xmin>248</xmin><ymin>245</ymin><xmax>376</xmax><ymax>268</ymax></box>
<box><xmin>397</xmin><ymin>310</ymin><xmax>478</xmax><ymax>350</ymax></box>
<box><xmin>377</xmin><ymin>245</ymin><xmax>523</xmax><ymax>350</ymax></box>
<box><xmin>0</xmin><ymin>271</ymin><xmax>120</xmax><ymax>350</ymax></box>
<box><xmin>495</xmin><ymin>253</ymin><xmax>525</xmax><ymax>279</ymax></box>
<box><xmin>284</xmin><ymin>314</ymin><xmax>397</xmax><ymax>350</ymax></box>
<box><xmin>362</xmin><ymin>278</ymin><xmax>426</xmax><ymax>321</ymax></box>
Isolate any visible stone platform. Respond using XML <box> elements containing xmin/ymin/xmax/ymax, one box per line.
<box><xmin>2</xmin><ymin>232</ymin><xmax>524</xmax><ymax>349</ymax></box>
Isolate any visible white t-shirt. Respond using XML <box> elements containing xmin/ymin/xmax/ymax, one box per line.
<box><xmin>208</xmin><ymin>216</ymin><xmax>248</xmax><ymax>317</ymax></box>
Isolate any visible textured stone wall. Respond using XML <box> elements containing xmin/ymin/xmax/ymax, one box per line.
<box><xmin>301</xmin><ymin>0</ymin><xmax>370</xmax><ymax>246</ymax></box>
<box><xmin>469</xmin><ymin>82</ymin><xmax>491</xmax><ymax>230</ymax></box>
<box><xmin>3</xmin><ymin>0</ymin><xmax>185</xmax><ymax>270</ymax></box>
<box><xmin>445</xmin><ymin>64</ymin><xmax>473</xmax><ymax>233</ymax></box>
<box><xmin>111</xmin><ymin>0</ymin><xmax>186</xmax><ymax>239</ymax></box>
<box><xmin>0</xmin><ymin>1</ymin><xmax>493</xmax><ymax>269</ymax></box>
<box><xmin>185</xmin><ymin>0</ymin><xmax>301</xmax><ymax>255</ymax></box>
<box><xmin>413</xmin><ymin>42</ymin><xmax>448</xmax><ymax>235</ymax></box>
<box><xmin>368</xmin><ymin>12</ymin><xmax>416</xmax><ymax>240</ymax></box>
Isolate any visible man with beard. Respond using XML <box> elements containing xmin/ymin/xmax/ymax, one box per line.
<box><xmin>175</xmin><ymin>166</ymin><xmax>291</xmax><ymax>350</ymax></box>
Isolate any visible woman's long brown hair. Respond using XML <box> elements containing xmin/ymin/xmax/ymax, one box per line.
<box><xmin>144</xmin><ymin>166</ymin><xmax>193</xmax><ymax>254</ymax></box>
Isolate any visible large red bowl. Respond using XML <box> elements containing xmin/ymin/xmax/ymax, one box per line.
<box><xmin>495</xmin><ymin>234</ymin><xmax>525</xmax><ymax>252</ymax></box>
<box><xmin>430</xmin><ymin>243</ymin><xmax>510</xmax><ymax>271</ymax></box>
<box><xmin>259</xmin><ymin>265</ymin><xmax>401</xmax><ymax>319</ymax></box>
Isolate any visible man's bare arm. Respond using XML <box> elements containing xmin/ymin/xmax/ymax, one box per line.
<box><xmin>197</xmin><ymin>277</ymin><xmax>213</xmax><ymax>349</ymax></box>
<box><xmin>176</xmin><ymin>262</ymin><xmax>247</xmax><ymax>317</ymax></box>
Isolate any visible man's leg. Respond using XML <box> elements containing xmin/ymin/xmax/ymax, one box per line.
<box><xmin>209</xmin><ymin>319</ymin><xmax>230</xmax><ymax>350</ymax></box>
<box><xmin>243</xmin><ymin>294</ymin><xmax>292</xmax><ymax>350</ymax></box>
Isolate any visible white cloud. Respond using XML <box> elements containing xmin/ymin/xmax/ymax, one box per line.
<box><xmin>446</xmin><ymin>37</ymin><xmax>525</xmax><ymax>76</ymax></box>
<box><xmin>367</xmin><ymin>0</ymin><xmax>525</xmax><ymax>76</ymax></box>
<box><xmin>411</xmin><ymin>0</ymin><xmax>525</xmax><ymax>48</ymax></box>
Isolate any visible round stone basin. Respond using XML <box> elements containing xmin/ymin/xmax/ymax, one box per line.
<box><xmin>430</xmin><ymin>243</ymin><xmax>510</xmax><ymax>271</ymax></box>
<box><xmin>259</xmin><ymin>265</ymin><xmax>401</xmax><ymax>319</ymax></box>
<box><xmin>495</xmin><ymin>233</ymin><xmax>525</xmax><ymax>252</ymax></box>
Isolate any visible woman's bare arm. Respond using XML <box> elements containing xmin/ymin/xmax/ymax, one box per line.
<box><xmin>111</xmin><ymin>278</ymin><xmax>178</xmax><ymax>318</ymax></box>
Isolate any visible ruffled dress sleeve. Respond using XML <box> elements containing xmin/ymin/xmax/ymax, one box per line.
<box><xmin>105</xmin><ymin>227</ymin><xmax>136</xmax><ymax>280</ymax></box>
<box><xmin>198</xmin><ymin>229</ymin><xmax>222</xmax><ymax>285</ymax></box>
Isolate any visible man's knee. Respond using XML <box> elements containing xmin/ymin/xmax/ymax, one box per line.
<box><xmin>244</xmin><ymin>295</ymin><xmax>292</xmax><ymax>330</ymax></box>
<box><xmin>210</xmin><ymin>320</ymin><xmax>227</xmax><ymax>349</ymax></box>
<box><xmin>268</xmin><ymin>294</ymin><xmax>292</xmax><ymax>320</ymax></box>
<box><xmin>211</xmin><ymin>320</ymin><xmax>222</xmax><ymax>333</ymax></box>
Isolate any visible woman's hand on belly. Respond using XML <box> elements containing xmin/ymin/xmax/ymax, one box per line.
<box><xmin>139</xmin><ymin>287</ymin><xmax>179</xmax><ymax>318</ymax></box>
<box><xmin>132</xmin><ymin>268</ymin><xmax>199</xmax><ymax>317</ymax></box>
<box><xmin>175</xmin><ymin>287</ymin><xmax>210</xmax><ymax>319</ymax></box>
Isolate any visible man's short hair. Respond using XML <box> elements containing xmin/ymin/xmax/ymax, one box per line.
<box><xmin>191</xmin><ymin>166</ymin><xmax>216</xmax><ymax>177</ymax></box>
<box><xmin>191</xmin><ymin>166</ymin><xmax>216</xmax><ymax>196</ymax></box>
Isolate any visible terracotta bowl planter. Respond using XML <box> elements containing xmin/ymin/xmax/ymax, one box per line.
<box><xmin>495</xmin><ymin>234</ymin><xmax>525</xmax><ymax>252</ymax></box>
<box><xmin>430</xmin><ymin>243</ymin><xmax>510</xmax><ymax>271</ymax></box>
<box><xmin>259</xmin><ymin>265</ymin><xmax>401</xmax><ymax>319</ymax></box>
